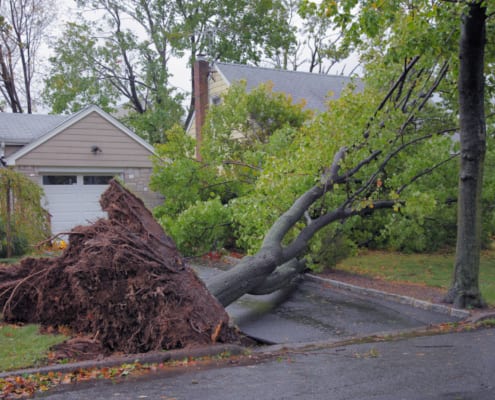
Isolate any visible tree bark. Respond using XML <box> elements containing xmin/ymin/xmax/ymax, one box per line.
<box><xmin>445</xmin><ymin>2</ymin><xmax>486</xmax><ymax>308</ymax></box>
<box><xmin>5</xmin><ymin>176</ymin><xmax>13</xmax><ymax>258</ymax></box>
<box><xmin>206</xmin><ymin>147</ymin><xmax>395</xmax><ymax>307</ymax></box>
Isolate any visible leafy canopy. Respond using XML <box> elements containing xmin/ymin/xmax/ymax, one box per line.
<box><xmin>151</xmin><ymin>65</ymin><xmax>474</xmax><ymax>259</ymax></box>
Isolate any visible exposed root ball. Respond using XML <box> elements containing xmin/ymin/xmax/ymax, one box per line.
<box><xmin>0</xmin><ymin>180</ymin><xmax>239</xmax><ymax>354</ymax></box>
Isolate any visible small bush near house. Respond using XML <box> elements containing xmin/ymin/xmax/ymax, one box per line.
<box><xmin>159</xmin><ymin>198</ymin><xmax>232</xmax><ymax>256</ymax></box>
<box><xmin>0</xmin><ymin>168</ymin><xmax>50</xmax><ymax>258</ymax></box>
<box><xmin>0</xmin><ymin>221</ymin><xmax>29</xmax><ymax>258</ymax></box>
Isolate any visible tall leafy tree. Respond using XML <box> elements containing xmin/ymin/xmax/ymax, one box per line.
<box><xmin>305</xmin><ymin>0</ymin><xmax>494</xmax><ymax>307</ymax></box>
<box><xmin>43</xmin><ymin>0</ymin><xmax>296</xmax><ymax>142</ymax></box>
<box><xmin>0</xmin><ymin>0</ymin><xmax>56</xmax><ymax>113</ymax></box>
<box><xmin>43</xmin><ymin>5</ymin><xmax>184</xmax><ymax>143</ymax></box>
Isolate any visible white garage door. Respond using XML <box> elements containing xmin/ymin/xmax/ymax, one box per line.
<box><xmin>42</xmin><ymin>174</ymin><xmax>115</xmax><ymax>234</ymax></box>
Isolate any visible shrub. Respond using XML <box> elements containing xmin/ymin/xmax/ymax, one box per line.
<box><xmin>159</xmin><ymin>198</ymin><xmax>232</xmax><ymax>256</ymax></box>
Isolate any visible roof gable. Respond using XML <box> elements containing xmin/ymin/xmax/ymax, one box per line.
<box><xmin>214</xmin><ymin>62</ymin><xmax>362</xmax><ymax>112</ymax></box>
<box><xmin>5</xmin><ymin>105</ymin><xmax>154</xmax><ymax>166</ymax></box>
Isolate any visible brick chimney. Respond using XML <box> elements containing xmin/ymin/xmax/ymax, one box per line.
<box><xmin>193</xmin><ymin>55</ymin><xmax>209</xmax><ymax>160</ymax></box>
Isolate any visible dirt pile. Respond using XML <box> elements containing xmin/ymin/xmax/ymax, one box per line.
<box><xmin>0</xmin><ymin>180</ymin><xmax>240</xmax><ymax>354</ymax></box>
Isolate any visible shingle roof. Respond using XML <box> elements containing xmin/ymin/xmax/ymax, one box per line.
<box><xmin>215</xmin><ymin>62</ymin><xmax>363</xmax><ymax>112</ymax></box>
<box><xmin>0</xmin><ymin>113</ymin><xmax>69</xmax><ymax>145</ymax></box>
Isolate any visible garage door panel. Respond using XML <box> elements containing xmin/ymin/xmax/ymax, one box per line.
<box><xmin>42</xmin><ymin>174</ymin><xmax>111</xmax><ymax>234</ymax></box>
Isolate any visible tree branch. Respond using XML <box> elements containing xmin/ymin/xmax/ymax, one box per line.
<box><xmin>375</xmin><ymin>56</ymin><xmax>420</xmax><ymax>115</ymax></box>
<box><xmin>222</xmin><ymin>160</ymin><xmax>262</xmax><ymax>171</ymax></box>
<box><xmin>397</xmin><ymin>152</ymin><xmax>459</xmax><ymax>194</ymax></box>
<box><xmin>248</xmin><ymin>258</ymin><xmax>306</xmax><ymax>295</ymax></box>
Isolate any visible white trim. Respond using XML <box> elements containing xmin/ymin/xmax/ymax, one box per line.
<box><xmin>185</xmin><ymin>110</ymin><xmax>196</xmax><ymax>136</ymax></box>
<box><xmin>6</xmin><ymin>105</ymin><xmax>155</xmax><ymax>166</ymax></box>
<box><xmin>37</xmin><ymin>167</ymin><xmax>124</xmax><ymax>174</ymax></box>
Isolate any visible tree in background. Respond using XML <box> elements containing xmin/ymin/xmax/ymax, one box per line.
<box><xmin>42</xmin><ymin>5</ymin><xmax>185</xmax><ymax>144</ymax></box>
<box><xmin>43</xmin><ymin>0</ymin><xmax>296</xmax><ymax>142</ymax></box>
<box><xmin>0</xmin><ymin>0</ymin><xmax>56</xmax><ymax>113</ymax></box>
<box><xmin>269</xmin><ymin>0</ymin><xmax>351</xmax><ymax>74</ymax></box>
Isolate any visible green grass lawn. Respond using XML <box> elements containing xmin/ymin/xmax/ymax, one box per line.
<box><xmin>1</xmin><ymin>257</ymin><xmax>68</xmax><ymax>372</ymax></box>
<box><xmin>0</xmin><ymin>323</ymin><xmax>67</xmax><ymax>372</ymax></box>
<box><xmin>0</xmin><ymin>257</ymin><xmax>22</xmax><ymax>264</ymax></box>
<box><xmin>335</xmin><ymin>249</ymin><xmax>495</xmax><ymax>305</ymax></box>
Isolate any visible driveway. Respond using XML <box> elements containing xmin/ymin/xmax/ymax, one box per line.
<box><xmin>198</xmin><ymin>265</ymin><xmax>463</xmax><ymax>344</ymax></box>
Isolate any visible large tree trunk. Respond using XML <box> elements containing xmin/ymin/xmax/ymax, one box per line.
<box><xmin>445</xmin><ymin>2</ymin><xmax>487</xmax><ymax>308</ymax></box>
<box><xmin>207</xmin><ymin>148</ymin><xmax>395</xmax><ymax>307</ymax></box>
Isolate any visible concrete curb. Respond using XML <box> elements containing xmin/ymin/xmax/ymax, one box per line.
<box><xmin>305</xmin><ymin>273</ymin><xmax>471</xmax><ymax>319</ymax></box>
<box><xmin>0</xmin><ymin>344</ymin><xmax>245</xmax><ymax>379</ymax></box>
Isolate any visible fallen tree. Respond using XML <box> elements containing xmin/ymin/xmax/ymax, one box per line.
<box><xmin>0</xmin><ymin>180</ymin><xmax>240</xmax><ymax>354</ymax></box>
<box><xmin>207</xmin><ymin>56</ymin><xmax>455</xmax><ymax>306</ymax></box>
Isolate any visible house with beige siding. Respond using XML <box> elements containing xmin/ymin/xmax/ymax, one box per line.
<box><xmin>1</xmin><ymin>105</ymin><xmax>162</xmax><ymax>234</ymax></box>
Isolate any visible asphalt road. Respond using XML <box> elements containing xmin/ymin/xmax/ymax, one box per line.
<box><xmin>23</xmin><ymin>265</ymin><xmax>485</xmax><ymax>400</ymax></box>
<box><xmin>36</xmin><ymin>328</ymin><xmax>495</xmax><ymax>400</ymax></box>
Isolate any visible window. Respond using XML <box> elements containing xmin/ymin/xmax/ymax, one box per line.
<box><xmin>83</xmin><ymin>175</ymin><xmax>114</xmax><ymax>185</ymax></box>
<box><xmin>211</xmin><ymin>95</ymin><xmax>221</xmax><ymax>106</ymax></box>
<box><xmin>42</xmin><ymin>175</ymin><xmax>77</xmax><ymax>185</ymax></box>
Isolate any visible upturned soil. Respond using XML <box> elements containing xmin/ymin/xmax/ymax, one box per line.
<box><xmin>0</xmin><ymin>180</ymin><xmax>241</xmax><ymax>357</ymax></box>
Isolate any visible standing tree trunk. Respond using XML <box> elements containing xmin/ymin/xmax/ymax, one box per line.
<box><xmin>5</xmin><ymin>176</ymin><xmax>13</xmax><ymax>258</ymax></box>
<box><xmin>446</xmin><ymin>2</ymin><xmax>487</xmax><ymax>308</ymax></box>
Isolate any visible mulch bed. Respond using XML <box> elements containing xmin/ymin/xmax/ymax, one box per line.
<box><xmin>318</xmin><ymin>269</ymin><xmax>449</xmax><ymax>304</ymax></box>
